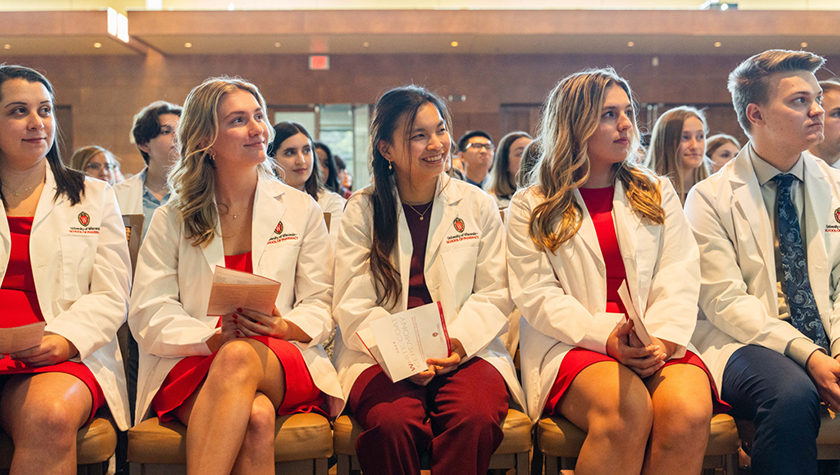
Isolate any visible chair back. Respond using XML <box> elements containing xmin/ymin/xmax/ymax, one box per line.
<box><xmin>122</xmin><ymin>214</ymin><xmax>144</xmax><ymax>277</ymax></box>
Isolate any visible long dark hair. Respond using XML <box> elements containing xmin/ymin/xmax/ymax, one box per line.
<box><xmin>369</xmin><ymin>85</ymin><xmax>452</xmax><ymax>307</ymax></box>
<box><xmin>269</xmin><ymin>121</ymin><xmax>322</xmax><ymax>200</ymax></box>
<box><xmin>313</xmin><ymin>141</ymin><xmax>342</xmax><ymax>194</ymax></box>
<box><xmin>0</xmin><ymin>65</ymin><xmax>85</xmax><ymax>209</ymax></box>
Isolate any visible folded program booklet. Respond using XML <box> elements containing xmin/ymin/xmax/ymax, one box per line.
<box><xmin>206</xmin><ymin>266</ymin><xmax>281</xmax><ymax>317</ymax></box>
<box><xmin>356</xmin><ymin>302</ymin><xmax>451</xmax><ymax>383</ymax></box>
<box><xmin>0</xmin><ymin>321</ymin><xmax>46</xmax><ymax>354</ymax></box>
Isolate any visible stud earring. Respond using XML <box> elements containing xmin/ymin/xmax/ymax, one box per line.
<box><xmin>388</xmin><ymin>161</ymin><xmax>392</xmax><ymax>170</ymax></box>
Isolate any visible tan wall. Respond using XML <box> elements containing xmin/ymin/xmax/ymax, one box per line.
<box><xmin>4</xmin><ymin>50</ymin><xmax>838</xmax><ymax>175</ymax></box>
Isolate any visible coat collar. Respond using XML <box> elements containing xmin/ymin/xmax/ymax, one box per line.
<box><xmin>200</xmin><ymin>174</ymin><xmax>288</xmax><ymax>273</ymax></box>
<box><xmin>32</xmin><ymin>163</ymin><xmax>65</xmax><ymax>230</ymax></box>
<box><xmin>394</xmin><ymin>174</ymin><xmax>464</xmax><ymax>309</ymax></box>
<box><xmin>729</xmin><ymin>145</ymin><xmax>774</xmax><ymax>265</ymax></box>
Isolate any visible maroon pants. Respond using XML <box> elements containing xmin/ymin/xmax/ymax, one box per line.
<box><xmin>348</xmin><ymin>358</ymin><xmax>509</xmax><ymax>475</ymax></box>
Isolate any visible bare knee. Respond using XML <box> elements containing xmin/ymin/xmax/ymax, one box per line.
<box><xmin>208</xmin><ymin>340</ymin><xmax>262</xmax><ymax>386</ymax></box>
<box><xmin>244</xmin><ymin>396</ymin><xmax>276</xmax><ymax>444</ymax></box>
<box><xmin>14</xmin><ymin>399</ymin><xmax>80</xmax><ymax>449</ymax></box>
<box><xmin>589</xmin><ymin>379</ymin><xmax>653</xmax><ymax>443</ymax></box>
<box><xmin>652</xmin><ymin>395</ymin><xmax>712</xmax><ymax>447</ymax></box>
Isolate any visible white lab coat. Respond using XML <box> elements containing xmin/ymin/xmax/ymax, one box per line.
<box><xmin>0</xmin><ymin>166</ymin><xmax>131</xmax><ymax>430</ymax></box>
<box><xmin>316</xmin><ymin>189</ymin><xmax>345</xmax><ymax>247</ymax></box>
<box><xmin>113</xmin><ymin>169</ymin><xmax>145</xmax><ymax>216</ymax></box>
<box><xmin>129</xmin><ymin>175</ymin><xmax>344</xmax><ymax>423</ymax></box>
<box><xmin>686</xmin><ymin>147</ymin><xmax>840</xmax><ymax>390</ymax></box>
<box><xmin>507</xmin><ymin>178</ymin><xmax>702</xmax><ymax>423</ymax></box>
<box><xmin>332</xmin><ymin>175</ymin><xmax>525</xmax><ymax>412</ymax></box>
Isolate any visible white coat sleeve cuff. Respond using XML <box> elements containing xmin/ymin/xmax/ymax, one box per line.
<box><xmin>786</xmin><ymin>337</ymin><xmax>824</xmax><ymax>368</ymax></box>
<box><xmin>832</xmin><ymin>338</ymin><xmax>840</xmax><ymax>359</ymax></box>
<box><xmin>577</xmin><ymin>312</ymin><xmax>625</xmax><ymax>356</ymax></box>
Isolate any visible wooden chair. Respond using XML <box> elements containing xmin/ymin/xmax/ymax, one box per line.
<box><xmin>333</xmin><ymin>408</ymin><xmax>532</xmax><ymax>475</ymax></box>
<box><xmin>533</xmin><ymin>414</ymin><xmax>741</xmax><ymax>475</ymax></box>
<box><xmin>127</xmin><ymin>413</ymin><xmax>332</xmax><ymax>475</ymax></box>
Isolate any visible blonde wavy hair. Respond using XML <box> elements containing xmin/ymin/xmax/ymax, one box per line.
<box><xmin>647</xmin><ymin>106</ymin><xmax>709</xmax><ymax>204</ymax></box>
<box><xmin>169</xmin><ymin>76</ymin><xmax>276</xmax><ymax>247</ymax></box>
<box><xmin>530</xmin><ymin>68</ymin><xmax>664</xmax><ymax>253</ymax></box>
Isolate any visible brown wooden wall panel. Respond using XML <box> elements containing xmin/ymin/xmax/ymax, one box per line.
<box><xmin>3</xmin><ymin>50</ymin><xmax>837</xmax><ymax>175</ymax></box>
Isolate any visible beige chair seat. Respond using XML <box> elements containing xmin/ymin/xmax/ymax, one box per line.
<box><xmin>536</xmin><ymin>413</ymin><xmax>740</xmax><ymax>475</ymax></box>
<box><xmin>334</xmin><ymin>408</ymin><xmax>531</xmax><ymax>475</ymax></box>
<box><xmin>0</xmin><ymin>416</ymin><xmax>117</xmax><ymax>473</ymax></box>
<box><xmin>128</xmin><ymin>413</ymin><xmax>331</xmax><ymax>475</ymax></box>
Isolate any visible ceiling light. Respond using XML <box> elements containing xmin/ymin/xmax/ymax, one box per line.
<box><xmin>362</xmin><ymin>41</ymin><xmax>370</xmax><ymax>47</ymax></box>
<box><xmin>714</xmin><ymin>41</ymin><xmax>722</xmax><ymax>47</ymax></box>
<box><xmin>627</xmin><ymin>41</ymin><xmax>635</xmax><ymax>47</ymax></box>
<box><xmin>450</xmin><ymin>41</ymin><xmax>459</xmax><ymax>47</ymax></box>
<box><xmin>184</xmin><ymin>42</ymin><xmax>193</xmax><ymax>48</ymax></box>
<box><xmin>274</xmin><ymin>42</ymin><xmax>281</xmax><ymax>48</ymax></box>
<box><xmin>227</xmin><ymin>3</ymin><xmax>235</xmax><ymax>10</ymax></box>
<box><xmin>801</xmin><ymin>42</ymin><xmax>808</xmax><ymax>48</ymax></box>
<box><xmin>93</xmin><ymin>42</ymin><xmax>102</xmax><ymax>48</ymax></box>
<box><xmin>3</xmin><ymin>44</ymin><xmax>10</xmax><ymax>50</ymax></box>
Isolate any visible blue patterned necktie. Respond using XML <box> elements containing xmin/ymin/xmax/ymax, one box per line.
<box><xmin>773</xmin><ymin>173</ymin><xmax>829</xmax><ymax>350</ymax></box>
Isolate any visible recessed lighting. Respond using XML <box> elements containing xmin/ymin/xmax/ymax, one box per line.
<box><xmin>627</xmin><ymin>41</ymin><xmax>635</xmax><ymax>47</ymax></box>
<box><xmin>450</xmin><ymin>41</ymin><xmax>459</xmax><ymax>47</ymax></box>
<box><xmin>801</xmin><ymin>42</ymin><xmax>808</xmax><ymax>48</ymax></box>
<box><xmin>720</xmin><ymin>3</ymin><xmax>729</xmax><ymax>10</ymax></box>
<box><xmin>714</xmin><ymin>41</ymin><xmax>722</xmax><ymax>47</ymax></box>
<box><xmin>274</xmin><ymin>42</ymin><xmax>281</xmax><ymax>48</ymax></box>
<box><xmin>3</xmin><ymin>44</ymin><xmax>10</xmax><ymax>50</ymax></box>
<box><xmin>227</xmin><ymin>2</ymin><xmax>235</xmax><ymax>10</ymax></box>
<box><xmin>93</xmin><ymin>42</ymin><xmax>102</xmax><ymax>48</ymax></box>
<box><xmin>184</xmin><ymin>42</ymin><xmax>193</xmax><ymax>48</ymax></box>
<box><xmin>362</xmin><ymin>41</ymin><xmax>370</xmax><ymax>48</ymax></box>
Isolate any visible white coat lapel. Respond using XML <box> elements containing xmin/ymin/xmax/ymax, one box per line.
<box><xmin>426</xmin><ymin>175</ymin><xmax>463</xmax><ymax>266</ymax></box>
<box><xmin>200</xmin><ymin>201</ymin><xmax>225</xmax><ymax>273</ymax></box>
<box><xmin>32</xmin><ymin>165</ymin><xmax>65</xmax><ymax>231</ymax></box>
<box><xmin>573</xmin><ymin>188</ymin><xmax>604</xmax><ymax>267</ymax></box>
<box><xmin>0</xmin><ymin>204</ymin><xmax>9</xmax><ymax>274</ymax></box>
<box><xmin>803</xmin><ymin>155</ymin><xmax>831</xmax><ymax>310</ymax></box>
<box><xmin>612</xmin><ymin>182</ymin><xmax>641</xmax><ymax>300</ymax></box>
<box><xmin>252</xmin><ymin>178</ymin><xmax>287</xmax><ymax>270</ymax></box>
<box><xmin>395</xmin><ymin>193</ymin><xmax>413</xmax><ymax>311</ymax></box>
<box><xmin>731</xmin><ymin>152</ymin><xmax>775</xmax><ymax>277</ymax></box>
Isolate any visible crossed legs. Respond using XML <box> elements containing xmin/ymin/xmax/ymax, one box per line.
<box><xmin>174</xmin><ymin>338</ymin><xmax>286</xmax><ymax>475</ymax></box>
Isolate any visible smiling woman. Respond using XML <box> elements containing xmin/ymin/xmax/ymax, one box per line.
<box><xmin>331</xmin><ymin>85</ymin><xmax>524</xmax><ymax>475</ymax></box>
<box><xmin>128</xmin><ymin>76</ymin><xmax>344</xmax><ymax>475</ymax></box>
<box><xmin>647</xmin><ymin>106</ymin><xmax>709</xmax><ymax>205</ymax></box>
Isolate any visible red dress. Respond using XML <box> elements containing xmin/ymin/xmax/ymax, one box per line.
<box><xmin>151</xmin><ymin>251</ymin><xmax>326</xmax><ymax>422</ymax></box>
<box><xmin>0</xmin><ymin>217</ymin><xmax>105</xmax><ymax>424</ymax></box>
<box><xmin>543</xmin><ymin>187</ymin><xmax>728</xmax><ymax>415</ymax></box>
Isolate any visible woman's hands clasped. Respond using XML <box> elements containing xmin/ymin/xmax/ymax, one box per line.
<box><xmin>606</xmin><ymin>319</ymin><xmax>668</xmax><ymax>378</ymax></box>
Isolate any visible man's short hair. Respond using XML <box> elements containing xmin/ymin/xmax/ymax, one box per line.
<box><xmin>457</xmin><ymin>130</ymin><xmax>493</xmax><ymax>153</ymax></box>
<box><xmin>131</xmin><ymin>101</ymin><xmax>183</xmax><ymax>164</ymax></box>
<box><xmin>821</xmin><ymin>78</ymin><xmax>840</xmax><ymax>95</ymax></box>
<box><xmin>728</xmin><ymin>49</ymin><xmax>825</xmax><ymax>136</ymax></box>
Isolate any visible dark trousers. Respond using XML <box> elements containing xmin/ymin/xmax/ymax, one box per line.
<box><xmin>722</xmin><ymin>345</ymin><xmax>821</xmax><ymax>475</ymax></box>
<box><xmin>348</xmin><ymin>358</ymin><xmax>508</xmax><ymax>475</ymax></box>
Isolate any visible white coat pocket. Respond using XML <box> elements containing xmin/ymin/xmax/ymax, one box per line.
<box><xmin>60</xmin><ymin>235</ymin><xmax>96</xmax><ymax>299</ymax></box>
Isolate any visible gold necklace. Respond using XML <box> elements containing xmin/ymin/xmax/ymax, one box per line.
<box><xmin>404</xmin><ymin>201</ymin><xmax>432</xmax><ymax>221</ymax></box>
<box><xmin>2</xmin><ymin>175</ymin><xmax>44</xmax><ymax>197</ymax></box>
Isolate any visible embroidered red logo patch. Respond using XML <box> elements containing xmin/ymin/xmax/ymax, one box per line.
<box><xmin>453</xmin><ymin>217</ymin><xmax>465</xmax><ymax>233</ymax></box>
<box><xmin>78</xmin><ymin>211</ymin><xmax>90</xmax><ymax>227</ymax></box>
<box><xmin>274</xmin><ymin>221</ymin><xmax>283</xmax><ymax>234</ymax></box>
<box><xmin>835</xmin><ymin>208</ymin><xmax>840</xmax><ymax>224</ymax></box>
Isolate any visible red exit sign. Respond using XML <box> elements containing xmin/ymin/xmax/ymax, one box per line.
<box><xmin>309</xmin><ymin>55</ymin><xmax>330</xmax><ymax>70</ymax></box>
